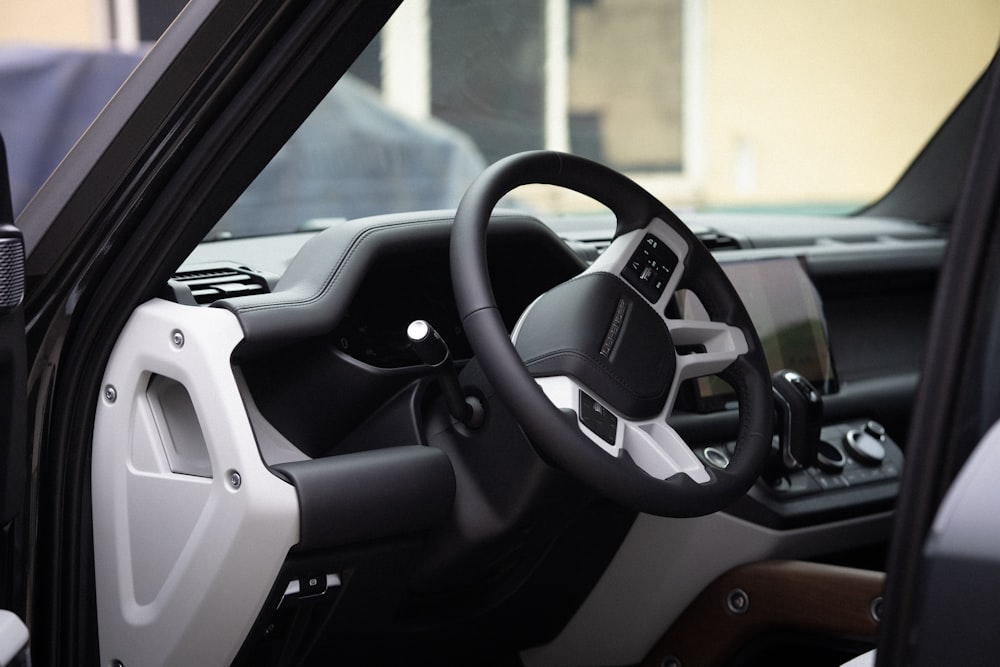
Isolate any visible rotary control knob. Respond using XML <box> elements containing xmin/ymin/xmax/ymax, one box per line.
<box><xmin>844</xmin><ymin>428</ymin><xmax>886</xmax><ymax>466</ymax></box>
<box><xmin>864</xmin><ymin>420</ymin><xmax>887</xmax><ymax>441</ymax></box>
<box><xmin>815</xmin><ymin>440</ymin><xmax>847</xmax><ymax>473</ymax></box>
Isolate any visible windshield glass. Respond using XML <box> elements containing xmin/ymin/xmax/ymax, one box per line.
<box><xmin>211</xmin><ymin>0</ymin><xmax>997</xmax><ymax>239</ymax></box>
<box><xmin>7</xmin><ymin>2</ymin><xmax>994</xmax><ymax>236</ymax></box>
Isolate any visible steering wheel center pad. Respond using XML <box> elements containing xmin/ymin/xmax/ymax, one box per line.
<box><xmin>514</xmin><ymin>272</ymin><xmax>676</xmax><ymax>419</ymax></box>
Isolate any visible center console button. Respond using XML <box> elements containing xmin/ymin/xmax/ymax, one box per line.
<box><xmin>844</xmin><ymin>429</ymin><xmax>886</xmax><ymax>466</ymax></box>
<box><xmin>815</xmin><ymin>439</ymin><xmax>847</xmax><ymax>473</ymax></box>
<box><xmin>864</xmin><ymin>420</ymin><xmax>887</xmax><ymax>442</ymax></box>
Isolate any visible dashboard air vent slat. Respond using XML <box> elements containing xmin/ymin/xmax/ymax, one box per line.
<box><xmin>567</xmin><ymin>230</ymin><xmax>743</xmax><ymax>264</ymax></box>
<box><xmin>168</xmin><ymin>263</ymin><xmax>275</xmax><ymax>305</ymax></box>
<box><xmin>696</xmin><ymin>231</ymin><xmax>743</xmax><ymax>251</ymax></box>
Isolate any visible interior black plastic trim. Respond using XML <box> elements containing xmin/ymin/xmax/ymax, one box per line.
<box><xmin>858</xmin><ymin>63</ymin><xmax>989</xmax><ymax>224</ymax></box>
<box><xmin>214</xmin><ymin>210</ymin><xmax>582</xmax><ymax>356</ymax></box>
<box><xmin>671</xmin><ymin>373</ymin><xmax>919</xmax><ymax>446</ymax></box>
<box><xmin>272</xmin><ymin>446</ymin><xmax>455</xmax><ymax>551</ymax></box>
<box><xmin>0</xmin><ymin>136</ymin><xmax>27</xmax><ymax>615</ymax></box>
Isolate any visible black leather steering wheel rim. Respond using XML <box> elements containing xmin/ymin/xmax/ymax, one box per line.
<box><xmin>451</xmin><ymin>151</ymin><xmax>773</xmax><ymax>517</ymax></box>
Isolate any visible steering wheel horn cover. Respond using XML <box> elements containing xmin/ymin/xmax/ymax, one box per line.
<box><xmin>513</xmin><ymin>271</ymin><xmax>677</xmax><ymax>420</ymax></box>
<box><xmin>452</xmin><ymin>151</ymin><xmax>773</xmax><ymax>517</ymax></box>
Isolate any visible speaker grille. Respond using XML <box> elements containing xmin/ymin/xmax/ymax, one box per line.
<box><xmin>0</xmin><ymin>236</ymin><xmax>25</xmax><ymax>311</ymax></box>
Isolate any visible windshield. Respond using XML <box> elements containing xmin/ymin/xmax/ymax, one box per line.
<box><xmin>207</xmin><ymin>0</ymin><xmax>997</xmax><ymax>240</ymax></box>
<box><xmin>2</xmin><ymin>1</ymin><xmax>997</xmax><ymax>234</ymax></box>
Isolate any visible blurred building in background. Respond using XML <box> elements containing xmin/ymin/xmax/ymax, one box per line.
<box><xmin>1</xmin><ymin>0</ymin><xmax>998</xmax><ymax>215</ymax></box>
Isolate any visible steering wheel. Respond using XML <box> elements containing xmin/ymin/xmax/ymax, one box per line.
<box><xmin>451</xmin><ymin>151</ymin><xmax>773</xmax><ymax>517</ymax></box>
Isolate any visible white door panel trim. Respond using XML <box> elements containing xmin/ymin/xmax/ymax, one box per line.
<box><xmin>93</xmin><ymin>298</ymin><xmax>299</xmax><ymax>667</ymax></box>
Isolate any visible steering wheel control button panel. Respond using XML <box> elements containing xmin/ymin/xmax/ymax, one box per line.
<box><xmin>621</xmin><ymin>233</ymin><xmax>679</xmax><ymax>304</ymax></box>
<box><xmin>579</xmin><ymin>391</ymin><xmax>619</xmax><ymax>445</ymax></box>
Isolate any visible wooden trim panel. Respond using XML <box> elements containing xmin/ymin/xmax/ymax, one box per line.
<box><xmin>643</xmin><ymin>560</ymin><xmax>884</xmax><ymax>666</ymax></box>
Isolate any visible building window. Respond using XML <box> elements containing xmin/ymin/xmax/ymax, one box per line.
<box><xmin>430</xmin><ymin>0</ymin><xmax>547</xmax><ymax>163</ymax></box>
<box><xmin>375</xmin><ymin>0</ymin><xmax>697</xmax><ymax>188</ymax></box>
<box><xmin>568</xmin><ymin>0</ymin><xmax>684</xmax><ymax>172</ymax></box>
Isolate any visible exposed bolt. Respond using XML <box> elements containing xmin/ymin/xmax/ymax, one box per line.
<box><xmin>112</xmin><ymin>660</ymin><xmax>124</xmax><ymax>667</ymax></box>
<box><xmin>661</xmin><ymin>657</ymin><xmax>682</xmax><ymax>667</ymax></box>
<box><xmin>104</xmin><ymin>385</ymin><xmax>117</xmax><ymax>403</ymax></box>
<box><xmin>229</xmin><ymin>471</ymin><xmax>242</xmax><ymax>489</ymax></box>
<box><xmin>726</xmin><ymin>588</ymin><xmax>749</xmax><ymax>615</ymax></box>
<box><xmin>870</xmin><ymin>596</ymin><xmax>884</xmax><ymax>623</ymax></box>
<box><xmin>171</xmin><ymin>329</ymin><xmax>185</xmax><ymax>348</ymax></box>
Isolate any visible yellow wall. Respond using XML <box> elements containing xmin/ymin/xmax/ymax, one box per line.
<box><xmin>0</xmin><ymin>0</ymin><xmax>108</xmax><ymax>47</ymax></box>
<box><xmin>702</xmin><ymin>0</ymin><xmax>1000</xmax><ymax>207</ymax></box>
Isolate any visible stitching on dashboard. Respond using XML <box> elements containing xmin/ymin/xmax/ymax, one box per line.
<box><xmin>233</xmin><ymin>217</ymin><xmax>454</xmax><ymax>313</ymax></box>
<box><xmin>232</xmin><ymin>212</ymin><xmax>550</xmax><ymax>314</ymax></box>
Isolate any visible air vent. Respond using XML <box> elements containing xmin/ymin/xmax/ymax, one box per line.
<box><xmin>696</xmin><ymin>231</ymin><xmax>744</xmax><ymax>251</ymax></box>
<box><xmin>168</xmin><ymin>263</ymin><xmax>275</xmax><ymax>305</ymax></box>
<box><xmin>567</xmin><ymin>231</ymin><xmax>743</xmax><ymax>263</ymax></box>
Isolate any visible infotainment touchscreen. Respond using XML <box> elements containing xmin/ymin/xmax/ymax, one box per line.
<box><xmin>682</xmin><ymin>256</ymin><xmax>838</xmax><ymax>411</ymax></box>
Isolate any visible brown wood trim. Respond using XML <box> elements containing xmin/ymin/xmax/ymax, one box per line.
<box><xmin>642</xmin><ymin>560</ymin><xmax>884</xmax><ymax>667</ymax></box>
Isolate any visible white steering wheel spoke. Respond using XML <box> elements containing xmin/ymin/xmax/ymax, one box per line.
<box><xmin>621</xmin><ymin>421</ymin><xmax>710</xmax><ymax>483</ymax></box>
<box><xmin>586</xmin><ymin>220</ymin><xmax>690</xmax><ymax>312</ymax></box>
<box><xmin>535</xmin><ymin>376</ymin><xmax>623</xmax><ymax>457</ymax></box>
<box><xmin>534</xmin><ymin>375</ymin><xmax>711</xmax><ymax>484</ymax></box>
<box><xmin>669</xmin><ymin>317</ymin><xmax>749</xmax><ymax>382</ymax></box>
<box><xmin>576</xmin><ymin>219</ymin><xmax>749</xmax><ymax>386</ymax></box>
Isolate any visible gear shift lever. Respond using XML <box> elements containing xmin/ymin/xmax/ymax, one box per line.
<box><xmin>771</xmin><ymin>369</ymin><xmax>821</xmax><ymax>471</ymax></box>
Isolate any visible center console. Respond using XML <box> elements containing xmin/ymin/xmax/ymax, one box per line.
<box><xmin>697</xmin><ymin>420</ymin><xmax>903</xmax><ymax>528</ymax></box>
<box><xmin>683</xmin><ymin>255</ymin><xmax>904</xmax><ymax>528</ymax></box>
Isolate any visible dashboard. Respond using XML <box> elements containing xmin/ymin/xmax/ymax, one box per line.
<box><xmin>162</xmin><ymin>207</ymin><xmax>944</xmax><ymax>664</ymax></box>
<box><xmin>175</xmin><ymin>209</ymin><xmax>940</xmax><ymax>444</ymax></box>
<box><xmin>179</xmin><ymin>211</ymin><xmax>939</xmax><ymax>377</ymax></box>
<box><xmin>326</xmin><ymin>227</ymin><xmax>584</xmax><ymax>368</ymax></box>
<box><xmin>174</xmin><ymin>208</ymin><xmax>939</xmax><ymax>502</ymax></box>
